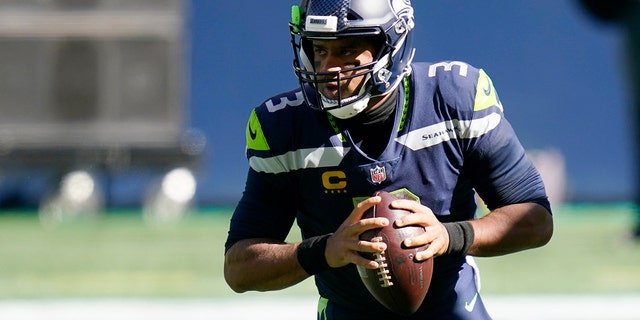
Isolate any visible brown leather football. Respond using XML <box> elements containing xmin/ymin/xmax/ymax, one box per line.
<box><xmin>357</xmin><ymin>191</ymin><xmax>433</xmax><ymax>316</ymax></box>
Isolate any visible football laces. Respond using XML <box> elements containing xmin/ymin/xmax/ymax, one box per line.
<box><xmin>371</xmin><ymin>236</ymin><xmax>393</xmax><ymax>287</ymax></box>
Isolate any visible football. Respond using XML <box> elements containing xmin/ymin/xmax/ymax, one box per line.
<box><xmin>357</xmin><ymin>191</ymin><xmax>433</xmax><ymax>316</ymax></box>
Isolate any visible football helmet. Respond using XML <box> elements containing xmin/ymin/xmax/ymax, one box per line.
<box><xmin>290</xmin><ymin>0</ymin><xmax>415</xmax><ymax>119</ymax></box>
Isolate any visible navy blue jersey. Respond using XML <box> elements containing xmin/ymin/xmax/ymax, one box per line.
<box><xmin>226</xmin><ymin>61</ymin><xmax>551</xmax><ymax>318</ymax></box>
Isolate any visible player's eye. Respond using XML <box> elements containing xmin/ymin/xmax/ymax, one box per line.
<box><xmin>341</xmin><ymin>48</ymin><xmax>357</xmax><ymax>56</ymax></box>
<box><xmin>313</xmin><ymin>47</ymin><xmax>327</xmax><ymax>56</ymax></box>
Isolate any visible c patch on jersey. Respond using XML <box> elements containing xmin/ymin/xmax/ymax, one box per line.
<box><xmin>246</xmin><ymin>110</ymin><xmax>270</xmax><ymax>151</ymax></box>
<box><xmin>473</xmin><ymin>69</ymin><xmax>503</xmax><ymax>112</ymax></box>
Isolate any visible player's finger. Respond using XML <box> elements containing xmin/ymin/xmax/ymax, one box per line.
<box><xmin>326</xmin><ymin>235</ymin><xmax>383</xmax><ymax>268</ymax></box>
<box><xmin>389</xmin><ymin>198</ymin><xmax>426</xmax><ymax>213</ymax></box>
<box><xmin>411</xmin><ymin>240</ymin><xmax>437</xmax><ymax>261</ymax></box>
<box><xmin>355</xmin><ymin>216</ymin><xmax>389</xmax><ymax>235</ymax></box>
<box><xmin>415</xmin><ymin>241</ymin><xmax>441</xmax><ymax>261</ymax></box>
<box><xmin>337</xmin><ymin>233</ymin><xmax>388</xmax><ymax>254</ymax></box>
<box><xmin>345</xmin><ymin>196</ymin><xmax>382</xmax><ymax>224</ymax></box>
<box><xmin>403</xmin><ymin>230</ymin><xmax>431</xmax><ymax>248</ymax></box>
<box><xmin>355</xmin><ymin>238</ymin><xmax>387</xmax><ymax>253</ymax></box>
<box><xmin>392</xmin><ymin>201</ymin><xmax>437</xmax><ymax>227</ymax></box>
<box><xmin>412</xmin><ymin>230</ymin><xmax>447</xmax><ymax>260</ymax></box>
<box><xmin>349</xmin><ymin>252</ymin><xmax>380</xmax><ymax>269</ymax></box>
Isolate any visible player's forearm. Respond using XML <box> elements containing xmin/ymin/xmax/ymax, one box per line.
<box><xmin>224</xmin><ymin>238</ymin><xmax>311</xmax><ymax>293</ymax></box>
<box><xmin>468</xmin><ymin>202</ymin><xmax>553</xmax><ymax>257</ymax></box>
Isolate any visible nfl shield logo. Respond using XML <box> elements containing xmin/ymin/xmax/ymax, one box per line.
<box><xmin>370</xmin><ymin>166</ymin><xmax>387</xmax><ymax>184</ymax></box>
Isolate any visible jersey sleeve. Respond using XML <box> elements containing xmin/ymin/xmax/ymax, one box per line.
<box><xmin>224</xmin><ymin>107</ymin><xmax>299</xmax><ymax>253</ymax></box>
<box><xmin>464</xmin><ymin>70</ymin><xmax>551</xmax><ymax>214</ymax></box>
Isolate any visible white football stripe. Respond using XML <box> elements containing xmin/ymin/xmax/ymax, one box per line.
<box><xmin>395</xmin><ymin>113</ymin><xmax>501</xmax><ymax>151</ymax></box>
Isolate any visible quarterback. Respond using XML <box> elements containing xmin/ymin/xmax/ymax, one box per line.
<box><xmin>224</xmin><ymin>0</ymin><xmax>553</xmax><ymax>319</ymax></box>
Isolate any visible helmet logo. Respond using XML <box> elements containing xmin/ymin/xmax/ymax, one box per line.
<box><xmin>306</xmin><ymin>15</ymin><xmax>338</xmax><ymax>32</ymax></box>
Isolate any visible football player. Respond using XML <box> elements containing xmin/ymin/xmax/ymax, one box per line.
<box><xmin>224</xmin><ymin>0</ymin><xmax>553</xmax><ymax>318</ymax></box>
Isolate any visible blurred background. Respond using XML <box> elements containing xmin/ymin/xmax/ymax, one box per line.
<box><xmin>0</xmin><ymin>0</ymin><xmax>635</xmax><ymax>210</ymax></box>
<box><xmin>0</xmin><ymin>0</ymin><xmax>639</xmax><ymax>319</ymax></box>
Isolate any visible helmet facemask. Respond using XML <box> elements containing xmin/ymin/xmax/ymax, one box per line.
<box><xmin>293</xmin><ymin>34</ymin><xmax>388</xmax><ymax>118</ymax></box>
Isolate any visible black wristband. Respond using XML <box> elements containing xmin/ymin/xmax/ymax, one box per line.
<box><xmin>297</xmin><ymin>234</ymin><xmax>332</xmax><ymax>275</ymax></box>
<box><xmin>443</xmin><ymin>221</ymin><xmax>475</xmax><ymax>256</ymax></box>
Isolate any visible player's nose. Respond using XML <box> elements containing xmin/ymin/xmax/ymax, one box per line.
<box><xmin>316</xmin><ymin>54</ymin><xmax>342</xmax><ymax>74</ymax></box>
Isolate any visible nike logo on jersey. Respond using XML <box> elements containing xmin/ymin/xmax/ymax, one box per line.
<box><xmin>246</xmin><ymin>110</ymin><xmax>270</xmax><ymax>151</ymax></box>
<box><xmin>473</xmin><ymin>69</ymin><xmax>503</xmax><ymax>112</ymax></box>
<box><xmin>483</xmin><ymin>81</ymin><xmax>491</xmax><ymax>96</ymax></box>
<box><xmin>248</xmin><ymin>123</ymin><xmax>258</xmax><ymax>140</ymax></box>
<box><xmin>464</xmin><ymin>292</ymin><xmax>479</xmax><ymax>312</ymax></box>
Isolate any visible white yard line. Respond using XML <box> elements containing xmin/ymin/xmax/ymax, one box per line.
<box><xmin>0</xmin><ymin>295</ymin><xmax>638</xmax><ymax>320</ymax></box>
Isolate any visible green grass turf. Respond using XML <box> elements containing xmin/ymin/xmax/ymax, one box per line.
<box><xmin>477</xmin><ymin>203</ymin><xmax>640</xmax><ymax>294</ymax></box>
<box><xmin>0</xmin><ymin>203</ymin><xmax>639</xmax><ymax>298</ymax></box>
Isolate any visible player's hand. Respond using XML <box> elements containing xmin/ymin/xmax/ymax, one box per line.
<box><xmin>325</xmin><ymin>196</ymin><xmax>389</xmax><ymax>269</ymax></box>
<box><xmin>392</xmin><ymin>199</ymin><xmax>449</xmax><ymax>260</ymax></box>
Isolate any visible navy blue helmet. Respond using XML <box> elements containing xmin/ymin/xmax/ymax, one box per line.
<box><xmin>290</xmin><ymin>0</ymin><xmax>415</xmax><ymax>118</ymax></box>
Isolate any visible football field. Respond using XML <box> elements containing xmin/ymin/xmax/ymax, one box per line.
<box><xmin>1</xmin><ymin>294</ymin><xmax>639</xmax><ymax>320</ymax></box>
<box><xmin>0</xmin><ymin>204</ymin><xmax>639</xmax><ymax>319</ymax></box>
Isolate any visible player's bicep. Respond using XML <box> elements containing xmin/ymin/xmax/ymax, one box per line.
<box><xmin>467</xmin><ymin>119</ymin><xmax>550</xmax><ymax>213</ymax></box>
